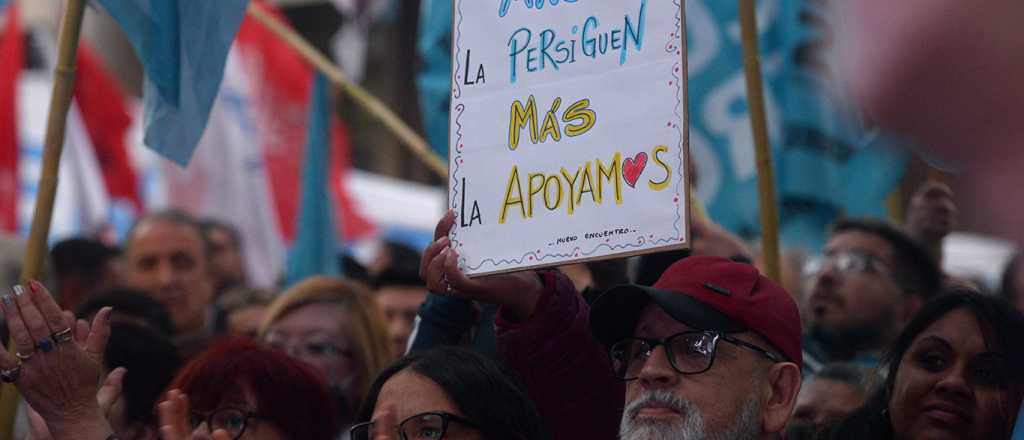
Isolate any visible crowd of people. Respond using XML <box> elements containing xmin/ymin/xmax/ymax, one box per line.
<box><xmin>0</xmin><ymin>174</ymin><xmax>1018</xmax><ymax>440</ymax></box>
<box><xmin>2</xmin><ymin>1</ymin><xmax>1024</xmax><ymax>437</ymax></box>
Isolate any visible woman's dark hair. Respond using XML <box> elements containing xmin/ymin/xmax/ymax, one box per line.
<box><xmin>77</xmin><ymin>287</ymin><xmax>175</xmax><ymax>336</ymax></box>
<box><xmin>169</xmin><ymin>339</ymin><xmax>339</xmax><ymax>440</ymax></box>
<box><xmin>1001</xmin><ymin>253</ymin><xmax>1021</xmax><ymax>304</ymax></box>
<box><xmin>357</xmin><ymin>346</ymin><xmax>548</xmax><ymax>440</ymax></box>
<box><xmin>827</xmin><ymin>289</ymin><xmax>1024</xmax><ymax>439</ymax></box>
<box><xmin>104</xmin><ymin>323</ymin><xmax>182</xmax><ymax>429</ymax></box>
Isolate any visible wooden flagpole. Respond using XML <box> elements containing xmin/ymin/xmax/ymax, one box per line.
<box><xmin>0</xmin><ymin>0</ymin><xmax>89</xmax><ymax>437</ymax></box>
<box><xmin>738</xmin><ymin>0</ymin><xmax>781</xmax><ymax>283</ymax></box>
<box><xmin>246</xmin><ymin>4</ymin><xmax>449</xmax><ymax>180</ymax></box>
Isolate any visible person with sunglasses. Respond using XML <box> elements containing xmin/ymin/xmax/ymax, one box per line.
<box><xmin>350</xmin><ymin>346</ymin><xmax>547</xmax><ymax>440</ymax></box>
<box><xmin>805</xmin><ymin>219</ymin><xmax>942</xmax><ymax>376</ymax></box>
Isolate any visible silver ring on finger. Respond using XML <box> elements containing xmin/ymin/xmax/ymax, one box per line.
<box><xmin>0</xmin><ymin>363</ymin><xmax>20</xmax><ymax>383</ymax></box>
<box><xmin>14</xmin><ymin>351</ymin><xmax>32</xmax><ymax>361</ymax></box>
<box><xmin>51</xmin><ymin>327</ymin><xmax>73</xmax><ymax>344</ymax></box>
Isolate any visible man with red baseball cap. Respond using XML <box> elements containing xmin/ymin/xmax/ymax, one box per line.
<box><xmin>420</xmin><ymin>212</ymin><xmax>803</xmax><ymax>440</ymax></box>
<box><xmin>590</xmin><ymin>256</ymin><xmax>802</xmax><ymax>439</ymax></box>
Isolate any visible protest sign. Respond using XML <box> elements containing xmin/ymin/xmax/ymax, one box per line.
<box><xmin>449</xmin><ymin>0</ymin><xmax>689</xmax><ymax>276</ymax></box>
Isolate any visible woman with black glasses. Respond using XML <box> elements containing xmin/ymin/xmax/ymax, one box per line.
<box><xmin>157</xmin><ymin>339</ymin><xmax>339</xmax><ymax>440</ymax></box>
<box><xmin>350</xmin><ymin>346</ymin><xmax>547</xmax><ymax>440</ymax></box>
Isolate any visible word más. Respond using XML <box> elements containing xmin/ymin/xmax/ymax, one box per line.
<box><xmin>508</xmin><ymin>95</ymin><xmax>596</xmax><ymax>150</ymax></box>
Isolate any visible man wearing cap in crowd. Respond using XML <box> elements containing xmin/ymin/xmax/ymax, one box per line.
<box><xmin>421</xmin><ymin>212</ymin><xmax>802</xmax><ymax>440</ymax></box>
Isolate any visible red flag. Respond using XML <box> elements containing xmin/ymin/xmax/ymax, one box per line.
<box><xmin>73</xmin><ymin>44</ymin><xmax>141</xmax><ymax>212</ymax></box>
<box><xmin>234</xmin><ymin>1</ymin><xmax>374</xmax><ymax>242</ymax></box>
<box><xmin>0</xmin><ymin>2</ymin><xmax>23</xmax><ymax>232</ymax></box>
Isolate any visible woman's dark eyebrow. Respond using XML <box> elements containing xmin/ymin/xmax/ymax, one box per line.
<box><xmin>912</xmin><ymin>335</ymin><xmax>952</xmax><ymax>351</ymax></box>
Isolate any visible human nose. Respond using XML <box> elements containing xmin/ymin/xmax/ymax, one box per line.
<box><xmin>191</xmin><ymin>421</ymin><xmax>214</xmax><ymax>440</ymax></box>
<box><xmin>935</xmin><ymin>362</ymin><xmax>972</xmax><ymax>401</ymax></box>
<box><xmin>155</xmin><ymin>260</ymin><xmax>176</xmax><ymax>287</ymax></box>
<box><xmin>637</xmin><ymin>345</ymin><xmax>680</xmax><ymax>389</ymax></box>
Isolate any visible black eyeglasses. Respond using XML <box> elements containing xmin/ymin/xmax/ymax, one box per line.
<box><xmin>609</xmin><ymin>331</ymin><xmax>780</xmax><ymax>380</ymax></box>
<box><xmin>350</xmin><ymin>411</ymin><xmax>478</xmax><ymax>440</ymax></box>
<box><xmin>188</xmin><ymin>408</ymin><xmax>266</xmax><ymax>440</ymax></box>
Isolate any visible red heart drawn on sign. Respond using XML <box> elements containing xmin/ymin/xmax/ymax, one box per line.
<box><xmin>622</xmin><ymin>152</ymin><xmax>648</xmax><ymax>188</ymax></box>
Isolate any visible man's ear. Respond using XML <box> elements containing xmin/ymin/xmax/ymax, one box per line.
<box><xmin>761</xmin><ymin>362</ymin><xmax>801</xmax><ymax>434</ymax></box>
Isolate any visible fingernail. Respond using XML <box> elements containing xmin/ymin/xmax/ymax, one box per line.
<box><xmin>13</xmin><ymin>286</ymin><xmax>24</xmax><ymax>297</ymax></box>
<box><xmin>1</xmin><ymin>295</ymin><xmax>10</xmax><ymax>306</ymax></box>
<box><xmin>27</xmin><ymin>281</ymin><xmax>39</xmax><ymax>293</ymax></box>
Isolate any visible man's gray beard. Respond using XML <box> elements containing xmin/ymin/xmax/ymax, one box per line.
<box><xmin>619</xmin><ymin>390</ymin><xmax>761</xmax><ymax>440</ymax></box>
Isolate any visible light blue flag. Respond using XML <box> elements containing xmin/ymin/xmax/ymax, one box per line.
<box><xmin>94</xmin><ymin>0</ymin><xmax>249</xmax><ymax>166</ymax></box>
<box><xmin>687</xmin><ymin>0</ymin><xmax>907</xmax><ymax>251</ymax></box>
<box><xmin>286</xmin><ymin>73</ymin><xmax>340</xmax><ymax>286</ymax></box>
<box><xmin>416</xmin><ymin>0</ymin><xmax>453</xmax><ymax>158</ymax></box>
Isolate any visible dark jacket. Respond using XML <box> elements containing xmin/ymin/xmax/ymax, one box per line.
<box><xmin>495</xmin><ymin>270</ymin><xmax>623</xmax><ymax>440</ymax></box>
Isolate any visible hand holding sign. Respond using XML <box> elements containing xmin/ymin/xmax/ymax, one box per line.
<box><xmin>421</xmin><ymin>211</ymin><xmax>545</xmax><ymax>320</ymax></box>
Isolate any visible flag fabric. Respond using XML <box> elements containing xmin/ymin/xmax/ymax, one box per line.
<box><xmin>74</xmin><ymin>44</ymin><xmax>142</xmax><ymax>212</ymax></box>
<box><xmin>416</xmin><ymin>0</ymin><xmax>452</xmax><ymax>158</ymax></box>
<box><xmin>286</xmin><ymin>73</ymin><xmax>339</xmax><ymax>286</ymax></box>
<box><xmin>232</xmin><ymin>3</ymin><xmax>374</xmax><ymax>244</ymax></box>
<box><xmin>162</xmin><ymin>3</ymin><xmax>374</xmax><ymax>288</ymax></box>
<box><xmin>685</xmin><ymin>0</ymin><xmax>909</xmax><ymax>250</ymax></box>
<box><xmin>160</xmin><ymin>49</ymin><xmax>287</xmax><ymax>288</ymax></box>
<box><xmin>0</xmin><ymin>0</ymin><xmax>23</xmax><ymax>232</ymax></box>
<box><xmin>16</xmin><ymin>31</ymin><xmax>110</xmax><ymax>241</ymax></box>
<box><xmin>94</xmin><ymin>0</ymin><xmax>250</xmax><ymax>166</ymax></box>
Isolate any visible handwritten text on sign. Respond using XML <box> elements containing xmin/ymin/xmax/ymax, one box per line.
<box><xmin>450</xmin><ymin>0</ymin><xmax>689</xmax><ymax>275</ymax></box>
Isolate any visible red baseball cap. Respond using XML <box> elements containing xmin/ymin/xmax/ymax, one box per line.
<box><xmin>590</xmin><ymin>256</ymin><xmax>802</xmax><ymax>368</ymax></box>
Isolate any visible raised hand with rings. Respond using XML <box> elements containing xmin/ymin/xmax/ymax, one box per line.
<box><xmin>0</xmin><ymin>280</ymin><xmax>116</xmax><ymax>440</ymax></box>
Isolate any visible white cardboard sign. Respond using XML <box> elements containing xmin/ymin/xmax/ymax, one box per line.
<box><xmin>449</xmin><ymin>0</ymin><xmax>689</xmax><ymax>276</ymax></box>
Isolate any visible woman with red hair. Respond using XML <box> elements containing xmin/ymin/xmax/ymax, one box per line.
<box><xmin>0</xmin><ymin>280</ymin><xmax>339</xmax><ymax>440</ymax></box>
<box><xmin>157</xmin><ymin>339</ymin><xmax>339</xmax><ymax>440</ymax></box>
